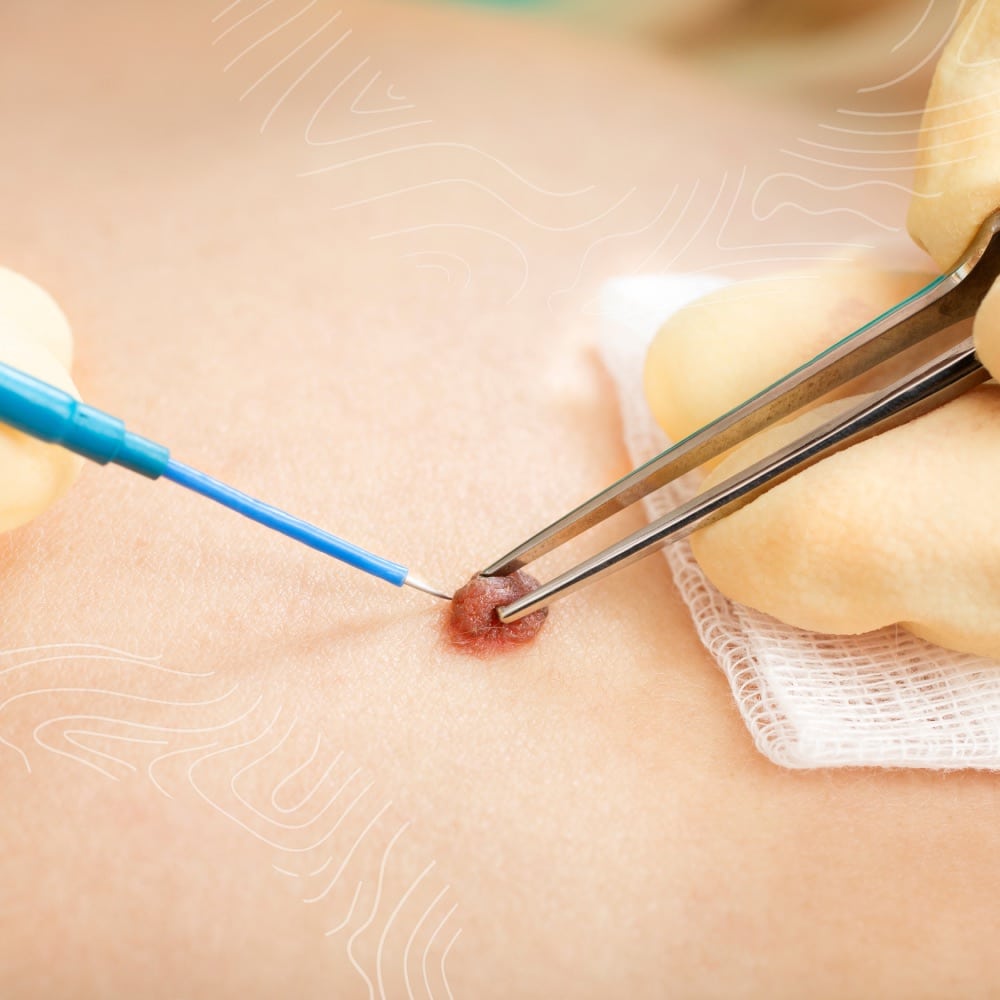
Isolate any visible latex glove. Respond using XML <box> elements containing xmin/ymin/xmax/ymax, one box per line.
<box><xmin>643</xmin><ymin>2</ymin><xmax>1000</xmax><ymax>659</ymax></box>
<box><xmin>0</xmin><ymin>268</ymin><xmax>84</xmax><ymax>533</ymax></box>
<box><xmin>908</xmin><ymin>0</ymin><xmax>1000</xmax><ymax>378</ymax></box>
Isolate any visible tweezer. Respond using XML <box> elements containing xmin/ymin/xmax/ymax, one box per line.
<box><xmin>485</xmin><ymin>208</ymin><xmax>1000</xmax><ymax>623</ymax></box>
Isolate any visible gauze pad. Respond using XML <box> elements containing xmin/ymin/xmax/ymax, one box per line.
<box><xmin>600</xmin><ymin>274</ymin><xmax>1000</xmax><ymax>770</ymax></box>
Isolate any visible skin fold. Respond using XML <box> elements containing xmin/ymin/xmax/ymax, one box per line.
<box><xmin>4</xmin><ymin>2</ymin><xmax>1000</xmax><ymax>999</ymax></box>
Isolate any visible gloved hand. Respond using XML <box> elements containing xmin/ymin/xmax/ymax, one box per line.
<box><xmin>0</xmin><ymin>268</ymin><xmax>83</xmax><ymax>532</ymax></box>
<box><xmin>908</xmin><ymin>0</ymin><xmax>1000</xmax><ymax>378</ymax></box>
<box><xmin>643</xmin><ymin>2</ymin><xmax>1000</xmax><ymax>660</ymax></box>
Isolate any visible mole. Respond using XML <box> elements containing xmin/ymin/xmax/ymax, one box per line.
<box><xmin>446</xmin><ymin>570</ymin><xmax>549</xmax><ymax>657</ymax></box>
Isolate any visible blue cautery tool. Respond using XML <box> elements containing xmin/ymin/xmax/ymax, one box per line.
<box><xmin>0</xmin><ymin>363</ymin><xmax>451</xmax><ymax>601</ymax></box>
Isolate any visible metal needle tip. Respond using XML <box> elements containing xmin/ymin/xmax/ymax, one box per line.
<box><xmin>403</xmin><ymin>573</ymin><xmax>452</xmax><ymax>601</ymax></box>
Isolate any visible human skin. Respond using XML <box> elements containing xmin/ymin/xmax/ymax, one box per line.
<box><xmin>2</xmin><ymin>2</ymin><xmax>1000</xmax><ymax>998</ymax></box>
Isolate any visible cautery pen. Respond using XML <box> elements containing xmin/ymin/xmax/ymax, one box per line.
<box><xmin>0</xmin><ymin>361</ymin><xmax>452</xmax><ymax>602</ymax></box>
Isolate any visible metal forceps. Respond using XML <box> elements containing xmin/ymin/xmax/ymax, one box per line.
<box><xmin>484</xmin><ymin>209</ymin><xmax>1000</xmax><ymax>624</ymax></box>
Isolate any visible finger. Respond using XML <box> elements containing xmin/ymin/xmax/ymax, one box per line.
<box><xmin>0</xmin><ymin>267</ymin><xmax>74</xmax><ymax>368</ymax></box>
<box><xmin>643</xmin><ymin>263</ymin><xmax>935</xmax><ymax>463</ymax></box>
<box><xmin>690</xmin><ymin>385</ymin><xmax>1000</xmax><ymax>660</ymax></box>
<box><xmin>0</xmin><ymin>329</ymin><xmax>84</xmax><ymax>533</ymax></box>
<box><xmin>973</xmin><ymin>275</ymin><xmax>1000</xmax><ymax>379</ymax></box>
<box><xmin>907</xmin><ymin>1</ymin><xmax>1000</xmax><ymax>271</ymax></box>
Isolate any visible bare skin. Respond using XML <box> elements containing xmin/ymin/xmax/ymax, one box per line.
<box><xmin>2</xmin><ymin>2</ymin><xmax>999</xmax><ymax>998</ymax></box>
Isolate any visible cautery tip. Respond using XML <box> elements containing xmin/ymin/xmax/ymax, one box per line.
<box><xmin>403</xmin><ymin>572</ymin><xmax>453</xmax><ymax>601</ymax></box>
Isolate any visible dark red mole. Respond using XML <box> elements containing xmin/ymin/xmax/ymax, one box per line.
<box><xmin>446</xmin><ymin>570</ymin><xmax>549</xmax><ymax>657</ymax></box>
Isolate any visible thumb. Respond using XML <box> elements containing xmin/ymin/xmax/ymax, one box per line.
<box><xmin>907</xmin><ymin>1</ymin><xmax>1000</xmax><ymax>272</ymax></box>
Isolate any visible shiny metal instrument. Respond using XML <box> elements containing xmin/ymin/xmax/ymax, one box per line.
<box><xmin>484</xmin><ymin>209</ymin><xmax>1000</xmax><ymax>623</ymax></box>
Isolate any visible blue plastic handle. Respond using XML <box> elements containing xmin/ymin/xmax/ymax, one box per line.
<box><xmin>0</xmin><ymin>361</ymin><xmax>170</xmax><ymax>478</ymax></box>
<box><xmin>0</xmin><ymin>360</ymin><xmax>411</xmax><ymax>587</ymax></box>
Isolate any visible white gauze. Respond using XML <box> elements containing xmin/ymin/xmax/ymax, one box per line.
<box><xmin>600</xmin><ymin>274</ymin><xmax>1000</xmax><ymax>770</ymax></box>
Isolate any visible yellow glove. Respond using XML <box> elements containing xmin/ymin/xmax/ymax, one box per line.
<box><xmin>643</xmin><ymin>3</ymin><xmax>1000</xmax><ymax>659</ymax></box>
<box><xmin>907</xmin><ymin>0</ymin><xmax>1000</xmax><ymax>379</ymax></box>
<box><xmin>0</xmin><ymin>268</ymin><xmax>84</xmax><ymax>532</ymax></box>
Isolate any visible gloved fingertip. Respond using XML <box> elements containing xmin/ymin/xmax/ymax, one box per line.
<box><xmin>0</xmin><ymin>267</ymin><xmax>74</xmax><ymax>369</ymax></box>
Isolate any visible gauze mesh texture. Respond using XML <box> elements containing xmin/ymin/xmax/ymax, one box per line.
<box><xmin>600</xmin><ymin>274</ymin><xmax>1000</xmax><ymax>770</ymax></box>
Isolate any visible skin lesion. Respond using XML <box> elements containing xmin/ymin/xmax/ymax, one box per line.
<box><xmin>445</xmin><ymin>571</ymin><xmax>549</xmax><ymax>657</ymax></box>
